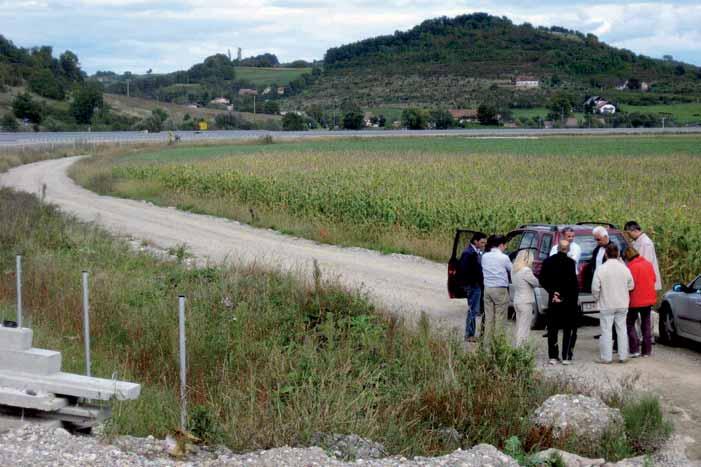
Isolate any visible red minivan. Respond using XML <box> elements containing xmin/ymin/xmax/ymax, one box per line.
<box><xmin>448</xmin><ymin>223</ymin><xmax>628</xmax><ymax>322</ymax></box>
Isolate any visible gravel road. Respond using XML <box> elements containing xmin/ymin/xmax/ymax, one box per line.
<box><xmin>1</xmin><ymin>156</ymin><xmax>700</xmax><ymax>462</ymax></box>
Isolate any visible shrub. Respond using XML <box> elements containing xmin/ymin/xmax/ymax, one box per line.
<box><xmin>1</xmin><ymin>113</ymin><xmax>19</xmax><ymax>131</ymax></box>
<box><xmin>12</xmin><ymin>93</ymin><xmax>43</xmax><ymax>123</ymax></box>
<box><xmin>282</xmin><ymin>112</ymin><xmax>306</xmax><ymax>131</ymax></box>
<box><xmin>401</xmin><ymin>108</ymin><xmax>428</xmax><ymax>129</ymax></box>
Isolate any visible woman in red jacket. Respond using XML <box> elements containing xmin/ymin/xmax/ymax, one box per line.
<box><xmin>624</xmin><ymin>247</ymin><xmax>657</xmax><ymax>357</ymax></box>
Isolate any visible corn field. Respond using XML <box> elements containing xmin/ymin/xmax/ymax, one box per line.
<box><xmin>76</xmin><ymin>136</ymin><xmax>701</xmax><ymax>287</ymax></box>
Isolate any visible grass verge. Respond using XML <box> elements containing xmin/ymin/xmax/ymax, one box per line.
<box><xmin>0</xmin><ymin>188</ymin><xmax>672</xmax><ymax>461</ymax></box>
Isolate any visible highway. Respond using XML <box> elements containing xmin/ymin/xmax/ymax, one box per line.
<box><xmin>1</xmin><ymin>126</ymin><xmax>700</xmax><ymax>148</ymax></box>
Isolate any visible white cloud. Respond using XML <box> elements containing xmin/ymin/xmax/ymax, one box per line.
<box><xmin>2</xmin><ymin>0</ymin><xmax>700</xmax><ymax>73</ymax></box>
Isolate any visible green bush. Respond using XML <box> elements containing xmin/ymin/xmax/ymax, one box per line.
<box><xmin>1</xmin><ymin>113</ymin><xmax>19</xmax><ymax>131</ymax></box>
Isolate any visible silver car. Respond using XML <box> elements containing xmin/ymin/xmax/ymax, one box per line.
<box><xmin>658</xmin><ymin>275</ymin><xmax>701</xmax><ymax>345</ymax></box>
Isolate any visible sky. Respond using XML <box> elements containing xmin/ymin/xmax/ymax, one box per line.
<box><xmin>1</xmin><ymin>0</ymin><xmax>700</xmax><ymax>74</ymax></box>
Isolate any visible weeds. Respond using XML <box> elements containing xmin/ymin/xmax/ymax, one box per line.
<box><xmin>0</xmin><ymin>188</ymin><xmax>673</xmax><ymax>460</ymax></box>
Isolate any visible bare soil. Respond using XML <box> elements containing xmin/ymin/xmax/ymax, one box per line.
<box><xmin>2</xmin><ymin>156</ymin><xmax>700</xmax><ymax>461</ymax></box>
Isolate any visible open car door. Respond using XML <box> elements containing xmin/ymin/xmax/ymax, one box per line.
<box><xmin>447</xmin><ymin>229</ymin><xmax>484</xmax><ymax>299</ymax></box>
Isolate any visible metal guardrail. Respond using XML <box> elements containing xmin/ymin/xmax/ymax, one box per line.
<box><xmin>1</xmin><ymin>127</ymin><xmax>700</xmax><ymax>149</ymax></box>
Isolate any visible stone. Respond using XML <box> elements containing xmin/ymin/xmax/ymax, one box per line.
<box><xmin>310</xmin><ymin>432</ymin><xmax>386</xmax><ymax>460</ymax></box>
<box><xmin>534</xmin><ymin>448</ymin><xmax>605</xmax><ymax>466</ymax></box>
<box><xmin>531</xmin><ymin>394</ymin><xmax>624</xmax><ymax>445</ymax></box>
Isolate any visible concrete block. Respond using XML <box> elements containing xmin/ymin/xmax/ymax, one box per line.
<box><xmin>0</xmin><ymin>386</ymin><xmax>68</xmax><ymax>411</ymax></box>
<box><xmin>0</xmin><ymin>327</ymin><xmax>33</xmax><ymax>351</ymax></box>
<box><xmin>0</xmin><ymin>370</ymin><xmax>141</xmax><ymax>401</ymax></box>
<box><xmin>0</xmin><ymin>348</ymin><xmax>61</xmax><ymax>375</ymax></box>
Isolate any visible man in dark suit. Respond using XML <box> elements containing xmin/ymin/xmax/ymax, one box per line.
<box><xmin>459</xmin><ymin>232</ymin><xmax>487</xmax><ymax>342</ymax></box>
<box><xmin>540</xmin><ymin>240</ymin><xmax>579</xmax><ymax>364</ymax></box>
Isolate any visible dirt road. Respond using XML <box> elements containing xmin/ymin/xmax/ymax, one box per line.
<box><xmin>2</xmin><ymin>157</ymin><xmax>700</xmax><ymax>460</ymax></box>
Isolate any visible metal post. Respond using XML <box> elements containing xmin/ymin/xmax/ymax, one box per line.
<box><xmin>82</xmin><ymin>271</ymin><xmax>91</xmax><ymax>377</ymax></box>
<box><xmin>178</xmin><ymin>295</ymin><xmax>187</xmax><ymax>431</ymax></box>
<box><xmin>16</xmin><ymin>255</ymin><xmax>22</xmax><ymax>328</ymax></box>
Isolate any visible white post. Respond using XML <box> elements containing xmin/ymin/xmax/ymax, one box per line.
<box><xmin>178</xmin><ymin>295</ymin><xmax>187</xmax><ymax>431</ymax></box>
<box><xmin>16</xmin><ymin>254</ymin><xmax>22</xmax><ymax>328</ymax></box>
<box><xmin>82</xmin><ymin>271</ymin><xmax>91</xmax><ymax>377</ymax></box>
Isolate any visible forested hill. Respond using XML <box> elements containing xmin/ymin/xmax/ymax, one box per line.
<box><xmin>287</xmin><ymin>13</ymin><xmax>701</xmax><ymax>108</ymax></box>
<box><xmin>0</xmin><ymin>35</ymin><xmax>85</xmax><ymax>99</ymax></box>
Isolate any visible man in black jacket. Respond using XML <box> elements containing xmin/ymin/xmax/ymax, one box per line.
<box><xmin>540</xmin><ymin>240</ymin><xmax>579</xmax><ymax>364</ymax></box>
<box><xmin>459</xmin><ymin>232</ymin><xmax>487</xmax><ymax>342</ymax></box>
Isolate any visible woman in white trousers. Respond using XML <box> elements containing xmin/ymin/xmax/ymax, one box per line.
<box><xmin>512</xmin><ymin>250</ymin><xmax>540</xmax><ymax>346</ymax></box>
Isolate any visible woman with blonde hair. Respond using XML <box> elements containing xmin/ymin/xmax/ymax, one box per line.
<box><xmin>512</xmin><ymin>249</ymin><xmax>540</xmax><ymax>346</ymax></box>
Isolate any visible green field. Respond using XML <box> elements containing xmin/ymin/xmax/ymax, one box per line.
<box><xmin>619</xmin><ymin>103</ymin><xmax>701</xmax><ymax>125</ymax></box>
<box><xmin>73</xmin><ymin>135</ymin><xmax>701</xmax><ymax>288</ymax></box>
<box><xmin>235</xmin><ymin>66</ymin><xmax>311</xmax><ymax>86</ymax></box>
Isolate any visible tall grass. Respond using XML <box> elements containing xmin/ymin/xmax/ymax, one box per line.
<box><xmin>0</xmin><ymin>187</ymin><xmax>560</xmax><ymax>456</ymax></box>
<box><xmin>0</xmin><ymin>189</ymin><xmax>673</xmax><ymax>460</ymax></box>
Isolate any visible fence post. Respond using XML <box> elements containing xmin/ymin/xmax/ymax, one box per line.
<box><xmin>16</xmin><ymin>254</ymin><xmax>22</xmax><ymax>328</ymax></box>
<box><xmin>82</xmin><ymin>271</ymin><xmax>91</xmax><ymax>377</ymax></box>
<box><xmin>178</xmin><ymin>295</ymin><xmax>187</xmax><ymax>431</ymax></box>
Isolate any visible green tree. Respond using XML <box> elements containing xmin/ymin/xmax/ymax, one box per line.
<box><xmin>342</xmin><ymin>110</ymin><xmax>365</xmax><ymax>130</ymax></box>
<box><xmin>28</xmin><ymin>69</ymin><xmax>65</xmax><ymax>100</ymax></box>
<box><xmin>59</xmin><ymin>50</ymin><xmax>83</xmax><ymax>82</ymax></box>
<box><xmin>12</xmin><ymin>93</ymin><xmax>43</xmax><ymax>123</ymax></box>
<box><xmin>1</xmin><ymin>113</ymin><xmax>19</xmax><ymax>131</ymax></box>
<box><xmin>477</xmin><ymin>104</ymin><xmax>498</xmax><ymax>125</ymax></box>
<box><xmin>282</xmin><ymin>112</ymin><xmax>306</xmax><ymax>131</ymax></box>
<box><xmin>547</xmin><ymin>92</ymin><xmax>575</xmax><ymax>122</ymax></box>
<box><xmin>70</xmin><ymin>82</ymin><xmax>104</xmax><ymax>124</ymax></box>
<box><xmin>263</xmin><ymin>100</ymin><xmax>280</xmax><ymax>115</ymax></box>
<box><xmin>152</xmin><ymin>108</ymin><xmax>168</xmax><ymax>123</ymax></box>
<box><xmin>429</xmin><ymin>109</ymin><xmax>454</xmax><ymax>129</ymax></box>
<box><xmin>401</xmin><ymin>108</ymin><xmax>428</xmax><ymax>129</ymax></box>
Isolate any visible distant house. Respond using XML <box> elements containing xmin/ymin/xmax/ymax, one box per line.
<box><xmin>262</xmin><ymin>87</ymin><xmax>272</xmax><ymax>95</ymax></box>
<box><xmin>186</xmin><ymin>104</ymin><xmax>199</xmax><ymax>109</ymax></box>
<box><xmin>597</xmin><ymin>103</ymin><xmax>616</xmax><ymax>114</ymax></box>
<box><xmin>276</xmin><ymin>87</ymin><xmax>285</xmax><ymax>95</ymax></box>
<box><xmin>564</xmin><ymin>117</ymin><xmax>579</xmax><ymax>128</ymax></box>
<box><xmin>449</xmin><ymin>109</ymin><xmax>478</xmax><ymax>123</ymax></box>
<box><xmin>543</xmin><ymin>120</ymin><xmax>554</xmax><ymax>129</ymax></box>
<box><xmin>585</xmin><ymin>96</ymin><xmax>617</xmax><ymax>115</ymax></box>
<box><xmin>210</xmin><ymin>97</ymin><xmax>230</xmax><ymax>105</ymax></box>
<box><xmin>238</xmin><ymin>88</ymin><xmax>258</xmax><ymax>96</ymax></box>
<box><xmin>513</xmin><ymin>76</ymin><xmax>540</xmax><ymax>88</ymax></box>
<box><xmin>640</xmin><ymin>81</ymin><xmax>650</xmax><ymax>92</ymax></box>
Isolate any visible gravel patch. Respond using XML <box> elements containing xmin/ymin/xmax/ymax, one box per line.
<box><xmin>0</xmin><ymin>425</ymin><xmax>521</xmax><ymax>467</ymax></box>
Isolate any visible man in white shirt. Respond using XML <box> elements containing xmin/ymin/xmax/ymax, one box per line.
<box><xmin>549</xmin><ymin>226</ymin><xmax>582</xmax><ymax>272</ymax></box>
<box><xmin>624</xmin><ymin>221</ymin><xmax>662</xmax><ymax>291</ymax></box>
<box><xmin>592</xmin><ymin>243</ymin><xmax>635</xmax><ymax>363</ymax></box>
<box><xmin>481</xmin><ymin>234</ymin><xmax>512</xmax><ymax>344</ymax></box>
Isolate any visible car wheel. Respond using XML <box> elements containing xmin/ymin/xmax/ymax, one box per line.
<box><xmin>658</xmin><ymin>303</ymin><xmax>679</xmax><ymax>347</ymax></box>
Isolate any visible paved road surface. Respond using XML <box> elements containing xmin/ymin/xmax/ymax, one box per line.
<box><xmin>2</xmin><ymin>156</ymin><xmax>701</xmax><ymax>460</ymax></box>
<box><xmin>1</xmin><ymin>127</ymin><xmax>700</xmax><ymax>148</ymax></box>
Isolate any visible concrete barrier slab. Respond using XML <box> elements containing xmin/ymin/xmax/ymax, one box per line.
<box><xmin>0</xmin><ymin>348</ymin><xmax>61</xmax><ymax>375</ymax></box>
<box><xmin>0</xmin><ymin>370</ymin><xmax>141</xmax><ymax>401</ymax></box>
<box><xmin>0</xmin><ymin>327</ymin><xmax>33</xmax><ymax>351</ymax></box>
<box><xmin>0</xmin><ymin>386</ymin><xmax>68</xmax><ymax>411</ymax></box>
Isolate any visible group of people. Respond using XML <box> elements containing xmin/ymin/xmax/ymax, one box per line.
<box><xmin>458</xmin><ymin>221</ymin><xmax>661</xmax><ymax>365</ymax></box>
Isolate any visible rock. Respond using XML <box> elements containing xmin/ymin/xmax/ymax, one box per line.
<box><xmin>534</xmin><ymin>448</ymin><xmax>605</xmax><ymax>466</ymax></box>
<box><xmin>532</xmin><ymin>394</ymin><xmax>624</xmax><ymax>445</ymax></box>
<box><xmin>310</xmin><ymin>432</ymin><xmax>386</xmax><ymax>460</ymax></box>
